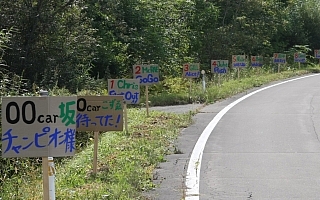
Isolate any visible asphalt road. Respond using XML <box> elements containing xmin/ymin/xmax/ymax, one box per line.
<box><xmin>145</xmin><ymin>74</ymin><xmax>320</xmax><ymax>200</ymax></box>
<box><xmin>148</xmin><ymin>103</ymin><xmax>205</xmax><ymax>114</ymax></box>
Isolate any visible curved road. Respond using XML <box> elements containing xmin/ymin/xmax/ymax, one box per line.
<box><xmin>147</xmin><ymin>74</ymin><xmax>320</xmax><ymax>200</ymax></box>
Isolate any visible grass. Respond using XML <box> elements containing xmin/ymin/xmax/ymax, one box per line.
<box><xmin>1</xmin><ymin>65</ymin><xmax>320</xmax><ymax>200</ymax></box>
<box><xmin>143</xmin><ymin>67</ymin><xmax>314</xmax><ymax>106</ymax></box>
<box><xmin>0</xmin><ymin>109</ymin><xmax>192</xmax><ymax>200</ymax></box>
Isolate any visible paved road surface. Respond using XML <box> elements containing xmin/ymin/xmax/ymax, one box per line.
<box><xmin>148</xmin><ymin>103</ymin><xmax>205</xmax><ymax>114</ymax></box>
<box><xmin>146</xmin><ymin>74</ymin><xmax>320</xmax><ymax>200</ymax></box>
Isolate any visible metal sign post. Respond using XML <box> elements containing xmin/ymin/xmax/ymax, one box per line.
<box><xmin>201</xmin><ymin>70</ymin><xmax>206</xmax><ymax>92</ymax></box>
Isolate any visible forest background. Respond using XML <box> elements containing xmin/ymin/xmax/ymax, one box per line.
<box><xmin>1</xmin><ymin>0</ymin><xmax>320</xmax><ymax>95</ymax></box>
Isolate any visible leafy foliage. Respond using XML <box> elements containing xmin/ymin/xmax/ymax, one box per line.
<box><xmin>0</xmin><ymin>0</ymin><xmax>97</xmax><ymax>93</ymax></box>
<box><xmin>0</xmin><ymin>0</ymin><xmax>319</xmax><ymax>91</ymax></box>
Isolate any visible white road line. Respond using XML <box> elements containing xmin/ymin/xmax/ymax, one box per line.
<box><xmin>185</xmin><ymin>73</ymin><xmax>320</xmax><ymax>200</ymax></box>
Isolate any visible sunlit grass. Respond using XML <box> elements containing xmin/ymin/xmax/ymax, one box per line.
<box><xmin>145</xmin><ymin>67</ymin><xmax>314</xmax><ymax>106</ymax></box>
<box><xmin>1</xmin><ymin>109</ymin><xmax>192</xmax><ymax>199</ymax></box>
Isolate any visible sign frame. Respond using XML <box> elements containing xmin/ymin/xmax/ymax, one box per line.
<box><xmin>251</xmin><ymin>56</ymin><xmax>263</xmax><ymax>67</ymax></box>
<box><xmin>133</xmin><ymin>64</ymin><xmax>159</xmax><ymax>85</ymax></box>
<box><xmin>232</xmin><ymin>55</ymin><xmax>246</xmax><ymax>68</ymax></box>
<box><xmin>294</xmin><ymin>52</ymin><xmax>306</xmax><ymax>63</ymax></box>
<box><xmin>76</xmin><ymin>96</ymin><xmax>124</xmax><ymax>132</ymax></box>
<box><xmin>273</xmin><ymin>53</ymin><xmax>286</xmax><ymax>64</ymax></box>
<box><xmin>211</xmin><ymin>60</ymin><xmax>228</xmax><ymax>74</ymax></box>
<box><xmin>108</xmin><ymin>79</ymin><xmax>140</xmax><ymax>105</ymax></box>
<box><xmin>1</xmin><ymin>96</ymin><xmax>77</xmax><ymax>158</ymax></box>
<box><xmin>183</xmin><ymin>63</ymin><xmax>200</xmax><ymax>78</ymax></box>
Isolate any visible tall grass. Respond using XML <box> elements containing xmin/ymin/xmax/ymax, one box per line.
<box><xmin>0</xmin><ymin>109</ymin><xmax>192</xmax><ymax>199</ymax></box>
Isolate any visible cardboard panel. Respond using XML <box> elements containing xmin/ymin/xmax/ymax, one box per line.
<box><xmin>251</xmin><ymin>56</ymin><xmax>263</xmax><ymax>67</ymax></box>
<box><xmin>76</xmin><ymin>96</ymin><xmax>123</xmax><ymax>131</ymax></box>
<box><xmin>108</xmin><ymin>79</ymin><xmax>140</xmax><ymax>104</ymax></box>
<box><xmin>232</xmin><ymin>55</ymin><xmax>246</xmax><ymax>68</ymax></box>
<box><xmin>183</xmin><ymin>63</ymin><xmax>200</xmax><ymax>78</ymax></box>
<box><xmin>1</xmin><ymin>96</ymin><xmax>77</xmax><ymax>158</ymax></box>
<box><xmin>133</xmin><ymin>64</ymin><xmax>159</xmax><ymax>85</ymax></box>
<box><xmin>294</xmin><ymin>53</ymin><xmax>306</xmax><ymax>63</ymax></box>
<box><xmin>211</xmin><ymin>60</ymin><xmax>228</xmax><ymax>73</ymax></box>
<box><xmin>273</xmin><ymin>53</ymin><xmax>286</xmax><ymax>64</ymax></box>
<box><xmin>315</xmin><ymin>50</ymin><xmax>320</xmax><ymax>59</ymax></box>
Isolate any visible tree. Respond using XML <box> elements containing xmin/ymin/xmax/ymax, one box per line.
<box><xmin>84</xmin><ymin>0</ymin><xmax>193</xmax><ymax>78</ymax></box>
<box><xmin>0</xmin><ymin>0</ymin><xmax>97</xmax><ymax>92</ymax></box>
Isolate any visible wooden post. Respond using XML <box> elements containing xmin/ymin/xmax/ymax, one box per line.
<box><xmin>124</xmin><ymin>103</ymin><xmax>128</xmax><ymax>133</ymax></box>
<box><xmin>213</xmin><ymin>73</ymin><xmax>215</xmax><ymax>85</ymax></box>
<box><xmin>278</xmin><ymin>64</ymin><xmax>280</xmax><ymax>73</ymax></box>
<box><xmin>218</xmin><ymin>74</ymin><xmax>221</xmax><ymax>86</ymax></box>
<box><xmin>298</xmin><ymin>62</ymin><xmax>300</xmax><ymax>69</ymax></box>
<box><xmin>237</xmin><ymin>68</ymin><xmax>240</xmax><ymax>79</ymax></box>
<box><xmin>40</xmin><ymin>90</ymin><xmax>50</xmax><ymax>200</ymax></box>
<box><xmin>93</xmin><ymin>131</ymin><xmax>99</xmax><ymax>174</ymax></box>
<box><xmin>145</xmin><ymin>85</ymin><xmax>149</xmax><ymax>117</ymax></box>
<box><xmin>42</xmin><ymin>157</ymin><xmax>49</xmax><ymax>200</ymax></box>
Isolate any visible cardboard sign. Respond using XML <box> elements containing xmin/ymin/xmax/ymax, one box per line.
<box><xmin>251</xmin><ymin>56</ymin><xmax>263</xmax><ymax>67</ymax></box>
<box><xmin>232</xmin><ymin>55</ymin><xmax>246</xmax><ymax>68</ymax></box>
<box><xmin>76</xmin><ymin>96</ymin><xmax>123</xmax><ymax>132</ymax></box>
<box><xmin>273</xmin><ymin>53</ymin><xmax>286</xmax><ymax>64</ymax></box>
<box><xmin>108</xmin><ymin>79</ymin><xmax>140</xmax><ymax>104</ymax></box>
<box><xmin>294</xmin><ymin>53</ymin><xmax>306</xmax><ymax>63</ymax></box>
<box><xmin>133</xmin><ymin>64</ymin><xmax>159</xmax><ymax>85</ymax></box>
<box><xmin>211</xmin><ymin>60</ymin><xmax>228</xmax><ymax>73</ymax></box>
<box><xmin>1</xmin><ymin>96</ymin><xmax>77</xmax><ymax>158</ymax></box>
<box><xmin>183</xmin><ymin>63</ymin><xmax>200</xmax><ymax>78</ymax></box>
<box><xmin>315</xmin><ymin>50</ymin><xmax>320</xmax><ymax>59</ymax></box>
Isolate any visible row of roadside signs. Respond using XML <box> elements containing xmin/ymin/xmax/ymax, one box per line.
<box><xmin>184</xmin><ymin>51</ymin><xmax>320</xmax><ymax>76</ymax></box>
<box><xmin>3</xmin><ymin>49</ymin><xmax>320</xmax><ymax>158</ymax></box>
<box><xmin>106</xmin><ymin>64</ymin><xmax>160</xmax><ymax>105</ymax></box>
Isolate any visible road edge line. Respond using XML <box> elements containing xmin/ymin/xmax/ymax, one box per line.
<box><xmin>185</xmin><ymin>74</ymin><xmax>320</xmax><ymax>200</ymax></box>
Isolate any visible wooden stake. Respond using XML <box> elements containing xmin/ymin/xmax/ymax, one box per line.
<box><xmin>237</xmin><ymin>68</ymin><xmax>240</xmax><ymax>79</ymax></box>
<box><xmin>213</xmin><ymin>73</ymin><xmax>215</xmax><ymax>85</ymax></box>
<box><xmin>42</xmin><ymin>157</ymin><xmax>49</xmax><ymax>200</ymax></box>
<box><xmin>124</xmin><ymin>103</ymin><xmax>128</xmax><ymax>133</ymax></box>
<box><xmin>278</xmin><ymin>64</ymin><xmax>280</xmax><ymax>73</ymax></box>
<box><xmin>93</xmin><ymin>131</ymin><xmax>99</xmax><ymax>174</ymax></box>
<box><xmin>145</xmin><ymin>85</ymin><xmax>149</xmax><ymax>117</ymax></box>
